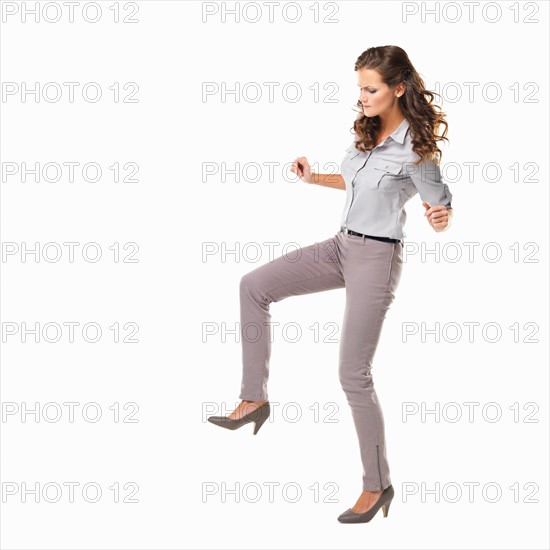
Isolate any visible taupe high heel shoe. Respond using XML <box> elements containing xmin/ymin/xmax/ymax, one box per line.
<box><xmin>337</xmin><ymin>484</ymin><xmax>394</xmax><ymax>523</ymax></box>
<box><xmin>207</xmin><ymin>401</ymin><xmax>270</xmax><ymax>435</ymax></box>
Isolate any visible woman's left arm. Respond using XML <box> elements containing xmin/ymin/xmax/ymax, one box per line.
<box><xmin>406</xmin><ymin>157</ymin><xmax>454</xmax><ymax>233</ymax></box>
<box><xmin>422</xmin><ymin>203</ymin><xmax>453</xmax><ymax>232</ymax></box>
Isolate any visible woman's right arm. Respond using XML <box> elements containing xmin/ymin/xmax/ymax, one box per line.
<box><xmin>308</xmin><ymin>172</ymin><xmax>346</xmax><ymax>190</ymax></box>
<box><xmin>291</xmin><ymin>156</ymin><xmax>346</xmax><ymax>190</ymax></box>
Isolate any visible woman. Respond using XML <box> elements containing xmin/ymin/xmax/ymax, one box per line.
<box><xmin>207</xmin><ymin>45</ymin><xmax>454</xmax><ymax>523</ymax></box>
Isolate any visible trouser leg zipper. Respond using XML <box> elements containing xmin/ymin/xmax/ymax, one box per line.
<box><xmin>376</xmin><ymin>444</ymin><xmax>383</xmax><ymax>490</ymax></box>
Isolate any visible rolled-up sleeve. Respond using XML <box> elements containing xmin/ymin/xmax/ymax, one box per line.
<box><xmin>406</xmin><ymin>158</ymin><xmax>452</xmax><ymax>208</ymax></box>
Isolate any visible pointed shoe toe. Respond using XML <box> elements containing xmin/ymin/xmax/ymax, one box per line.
<box><xmin>337</xmin><ymin>508</ymin><xmax>355</xmax><ymax>522</ymax></box>
<box><xmin>207</xmin><ymin>416</ymin><xmax>238</xmax><ymax>430</ymax></box>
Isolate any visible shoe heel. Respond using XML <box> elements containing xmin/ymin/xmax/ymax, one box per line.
<box><xmin>382</xmin><ymin>500</ymin><xmax>391</xmax><ymax>518</ymax></box>
<box><xmin>252</xmin><ymin>413</ymin><xmax>268</xmax><ymax>435</ymax></box>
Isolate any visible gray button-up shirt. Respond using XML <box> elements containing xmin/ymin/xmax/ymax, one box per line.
<box><xmin>339</xmin><ymin>117</ymin><xmax>453</xmax><ymax>240</ymax></box>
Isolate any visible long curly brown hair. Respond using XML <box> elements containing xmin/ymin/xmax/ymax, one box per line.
<box><xmin>351</xmin><ymin>45</ymin><xmax>448</xmax><ymax>166</ymax></box>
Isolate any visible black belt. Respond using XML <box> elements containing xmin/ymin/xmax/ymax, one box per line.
<box><xmin>342</xmin><ymin>227</ymin><xmax>401</xmax><ymax>244</ymax></box>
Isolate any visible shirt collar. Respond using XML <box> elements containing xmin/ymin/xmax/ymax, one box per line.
<box><xmin>388</xmin><ymin>117</ymin><xmax>409</xmax><ymax>144</ymax></box>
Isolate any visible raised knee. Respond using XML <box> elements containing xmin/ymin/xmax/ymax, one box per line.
<box><xmin>240</xmin><ymin>272</ymin><xmax>269</xmax><ymax>303</ymax></box>
<box><xmin>240</xmin><ymin>272</ymin><xmax>258</xmax><ymax>294</ymax></box>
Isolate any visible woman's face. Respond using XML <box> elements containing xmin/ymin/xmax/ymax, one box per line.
<box><xmin>357</xmin><ymin>67</ymin><xmax>400</xmax><ymax>118</ymax></box>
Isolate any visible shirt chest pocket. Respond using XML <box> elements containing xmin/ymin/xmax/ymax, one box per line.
<box><xmin>369</xmin><ymin>158</ymin><xmax>404</xmax><ymax>192</ymax></box>
<box><xmin>345</xmin><ymin>147</ymin><xmax>368</xmax><ymax>172</ymax></box>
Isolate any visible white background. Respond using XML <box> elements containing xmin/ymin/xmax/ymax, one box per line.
<box><xmin>1</xmin><ymin>1</ymin><xmax>548</xmax><ymax>549</ymax></box>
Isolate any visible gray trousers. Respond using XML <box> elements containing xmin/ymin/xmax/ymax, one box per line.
<box><xmin>238</xmin><ymin>228</ymin><xmax>403</xmax><ymax>491</ymax></box>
